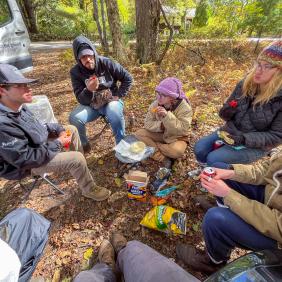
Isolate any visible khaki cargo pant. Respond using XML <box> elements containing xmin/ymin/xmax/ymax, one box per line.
<box><xmin>32</xmin><ymin>125</ymin><xmax>94</xmax><ymax>194</ymax></box>
<box><xmin>134</xmin><ymin>129</ymin><xmax>187</xmax><ymax>159</ymax></box>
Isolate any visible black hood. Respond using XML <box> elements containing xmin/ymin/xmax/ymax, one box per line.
<box><xmin>72</xmin><ymin>35</ymin><xmax>99</xmax><ymax>73</ymax></box>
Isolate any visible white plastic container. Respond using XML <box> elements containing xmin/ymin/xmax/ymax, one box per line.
<box><xmin>25</xmin><ymin>95</ymin><xmax>57</xmax><ymax>124</ymax></box>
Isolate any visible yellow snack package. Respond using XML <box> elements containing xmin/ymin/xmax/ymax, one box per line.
<box><xmin>218</xmin><ymin>131</ymin><xmax>234</xmax><ymax>145</ymax></box>
<box><xmin>140</xmin><ymin>205</ymin><xmax>186</xmax><ymax>235</ymax></box>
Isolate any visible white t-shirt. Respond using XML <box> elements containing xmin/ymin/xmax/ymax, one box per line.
<box><xmin>0</xmin><ymin>239</ymin><xmax>21</xmax><ymax>282</ymax></box>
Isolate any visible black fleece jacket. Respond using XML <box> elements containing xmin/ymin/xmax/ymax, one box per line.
<box><xmin>70</xmin><ymin>35</ymin><xmax>133</xmax><ymax>105</ymax></box>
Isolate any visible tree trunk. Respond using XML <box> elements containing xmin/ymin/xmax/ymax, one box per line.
<box><xmin>100</xmin><ymin>0</ymin><xmax>109</xmax><ymax>55</ymax></box>
<box><xmin>18</xmin><ymin>0</ymin><xmax>38</xmax><ymax>34</ymax></box>
<box><xmin>79</xmin><ymin>0</ymin><xmax>85</xmax><ymax>10</ymax></box>
<box><xmin>135</xmin><ymin>0</ymin><xmax>160</xmax><ymax>64</ymax></box>
<box><xmin>105</xmin><ymin>0</ymin><xmax>127</xmax><ymax>62</ymax></box>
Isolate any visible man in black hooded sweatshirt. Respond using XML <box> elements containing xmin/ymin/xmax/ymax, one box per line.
<box><xmin>69</xmin><ymin>35</ymin><xmax>133</xmax><ymax>153</ymax></box>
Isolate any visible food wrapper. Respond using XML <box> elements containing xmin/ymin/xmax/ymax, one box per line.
<box><xmin>217</xmin><ymin>131</ymin><xmax>234</xmax><ymax>145</ymax></box>
<box><xmin>127</xmin><ymin>182</ymin><xmax>147</xmax><ymax>202</ymax></box>
<box><xmin>140</xmin><ymin>205</ymin><xmax>186</xmax><ymax>235</ymax></box>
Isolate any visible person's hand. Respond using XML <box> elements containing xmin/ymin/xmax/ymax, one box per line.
<box><xmin>212</xmin><ymin>168</ymin><xmax>235</xmax><ymax>180</ymax></box>
<box><xmin>57</xmin><ymin>133</ymin><xmax>71</xmax><ymax>147</ymax></box>
<box><xmin>156</xmin><ymin>106</ymin><xmax>168</xmax><ymax>119</ymax></box>
<box><xmin>200</xmin><ymin>175</ymin><xmax>231</xmax><ymax>197</ymax></box>
<box><xmin>86</xmin><ymin>75</ymin><xmax>99</xmax><ymax>92</ymax></box>
<box><xmin>227</xmin><ymin>134</ymin><xmax>245</xmax><ymax>146</ymax></box>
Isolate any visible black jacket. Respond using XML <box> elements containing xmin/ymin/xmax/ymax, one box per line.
<box><xmin>219</xmin><ymin>80</ymin><xmax>282</xmax><ymax>150</ymax></box>
<box><xmin>70</xmin><ymin>35</ymin><xmax>133</xmax><ymax>105</ymax></box>
<box><xmin>0</xmin><ymin>104</ymin><xmax>63</xmax><ymax>180</ymax></box>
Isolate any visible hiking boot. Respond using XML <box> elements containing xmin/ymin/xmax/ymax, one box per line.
<box><xmin>83</xmin><ymin>184</ymin><xmax>111</xmax><ymax>201</ymax></box>
<box><xmin>83</xmin><ymin>143</ymin><xmax>91</xmax><ymax>154</ymax></box>
<box><xmin>98</xmin><ymin>240</ymin><xmax>116</xmax><ymax>270</ymax></box>
<box><xmin>193</xmin><ymin>195</ymin><xmax>216</xmax><ymax>212</ymax></box>
<box><xmin>110</xmin><ymin>232</ymin><xmax>127</xmax><ymax>254</ymax></box>
<box><xmin>176</xmin><ymin>244</ymin><xmax>225</xmax><ymax>275</ymax></box>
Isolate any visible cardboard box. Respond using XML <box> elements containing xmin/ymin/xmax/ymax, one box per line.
<box><xmin>124</xmin><ymin>170</ymin><xmax>148</xmax><ymax>183</ymax></box>
<box><xmin>124</xmin><ymin>170</ymin><xmax>149</xmax><ymax>202</ymax></box>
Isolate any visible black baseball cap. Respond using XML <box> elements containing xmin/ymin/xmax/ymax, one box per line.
<box><xmin>0</xmin><ymin>64</ymin><xmax>38</xmax><ymax>85</ymax></box>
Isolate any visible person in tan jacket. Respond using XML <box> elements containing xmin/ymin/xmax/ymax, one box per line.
<box><xmin>135</xmin><ymin>77</ymin><xmax>192</xmax><ymax>167</ymax></box>
<box><xmin>176</xmin><ymin>151</ymin><xmax>282</xmax><ymax>274</ymax></box>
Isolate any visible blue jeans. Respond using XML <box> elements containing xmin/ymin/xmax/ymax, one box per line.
<box><xmin>202</xmin><ymin>176</ymin><xmax>277</xmax><ymax>263</ymax></box>
<box><xmin>194</xmin><ymin>131</ymin><xmax>267</xmax><ymax>166</ymax></box>
<box><xmin>69</xmin><ymin>100</ymin><xmax>125</xmax><ymax>145</ymax></box>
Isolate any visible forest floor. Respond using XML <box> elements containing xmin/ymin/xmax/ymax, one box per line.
<box><xmin>0</xmin><ymin>40</ymin><xmax>268</xmax><ymax>281</ymax></box>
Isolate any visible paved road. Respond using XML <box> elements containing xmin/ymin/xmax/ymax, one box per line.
<box><xmin>30</xmin><ymin>41</ymin><xmax>72</xmax><ymax>52</ymax></box>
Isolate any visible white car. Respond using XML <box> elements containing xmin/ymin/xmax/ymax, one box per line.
<box><xmin>0</xmin><ymin>0</ymin><xmax>32</xmax><ymax>72</ymax></box>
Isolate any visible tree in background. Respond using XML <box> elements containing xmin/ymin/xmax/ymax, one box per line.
<box><xmin>18</xmin><ymin>0</ymin><xmax>39</xmax><ymax>33</ymax></box>
<box><xmin>135</xmin><ymin>0</ymin><xmax>160</xmax><ymax>64</ymax></box>
<box><xmin>92</xmin><ymin>0</ymin><xmax>109</xmax><ymax>55</ymax></box>
<box><xmin>105</xmin><ymin>0</ymin><xmax>127</xmax><ymax>62</ymax></box>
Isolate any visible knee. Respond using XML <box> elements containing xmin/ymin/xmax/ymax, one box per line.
<box><xmin>107</xmin><ymin>100</ymin><xmax>123</xmax><ymax>113</ymax></box>
<box><xmin>194</xmin><ymin>139</ymin><xmax>206</xmax><ymax>160</ymax></box>
<box><xmin>202</xmin><ymin>207</ymin><xmax>228</xmax><ymax>233</ymax></box>
<box><xmin>135</xmin><ymin>128</ymin><xmax>149</xmax><ymax>138</ymax></box>
<box><xmin>69</xmin><ymin>152</ymin><xmax>87</xmax><ymax>167</ymax></box>
<box><xmin>172</xmin><ymin>145</ymin><xmax>186</xmax><ymax>159</ymax></box>
<box><xmin>69</xmin><ymin>111</ymin><xmax>82</xmax><ymax>125</ymax></box>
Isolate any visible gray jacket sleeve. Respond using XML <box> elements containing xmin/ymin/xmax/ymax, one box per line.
<box><xmin>0</xmin><ymin>126</ymin><xmax>61</xmax><ymax>170</ymax></box>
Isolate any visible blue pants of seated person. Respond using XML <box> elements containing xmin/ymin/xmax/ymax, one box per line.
<box><xmin>202</xmin><ymin>162</ymin><xmax>277</xmax><ymax>263</ymax></box>
<box><xmin>69</xmin><ymin>100</ymin><xmax>125</xmax><ymax>145</ymax></box>
<box><xmin>194</xmin><ymin>131</ymin><xmax>267</xmax><ymax>166</ymax></box>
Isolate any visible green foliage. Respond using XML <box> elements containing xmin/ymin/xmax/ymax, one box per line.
<box><xmin>190</xmin><ymin>0</ymin><xmax>281</xmax><ymax>38</ymax></box>
<box><xmin>193</xmin><ymin>0</ymin><xmax>209</xmax><ymax>27</ymax></box>
<box><xmin>35</xmin><ymin>1</ymin><xmax>95</xmax><ymax>39</ymax></box>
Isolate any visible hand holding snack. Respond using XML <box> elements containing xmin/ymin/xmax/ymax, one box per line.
<box><xmin>86</xmin><ymin>75</ymin><xmax>99</xmax><ymax>92</ymax></box>
<box><xmin>218</xmin><ymin>130</ymin><xmax>234</xmax><ymax>145</ymax></box>
<box><xmin>156</xmin><ymin>106</ymin><xmax>168</xmax><ymax>119</ymax></box>
<box><xmin>58</xmin><ymin>129</ymin><xmax>72</xmax><ymax>149</ymax></box>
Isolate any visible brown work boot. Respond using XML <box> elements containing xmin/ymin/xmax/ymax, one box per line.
<box><xmin>110</xmin><ymin>232</ymin><xmax>127</xmax><ymax>254</ymax></box>
<box><xmin>193</xmin><ymin>195</ymin><xmax>216</xmax><ymax>212</ymax></box>
<box><xmin>176</xmin><ymin>244</ymin><xmax>225</xmax><ymax>275</ymax></box>
<box><xmin>98</xmin><ymin>240</ymin><xmax>116</xmax><ymax>270</ymax></box>
<box><xmin>83</xmin><ymin>184</ymin><xmax>111</xmax><ymax>201</ymax></box>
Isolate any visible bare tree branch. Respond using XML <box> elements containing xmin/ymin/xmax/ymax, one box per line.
<box><xmin>156</xmin><ymin>0</ymin><xmax>174</xmax><ymax>65</ymax></box>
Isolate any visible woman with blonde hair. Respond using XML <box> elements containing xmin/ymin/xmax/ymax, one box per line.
<box><xmin>194</xmin><ymin>40</ymin><xmax>282</xmax><ymax>166</ymax></box>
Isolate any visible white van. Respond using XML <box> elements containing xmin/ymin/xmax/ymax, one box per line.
<box><xmin>0</xmin><ymin>0</ymin><xmax>33</xmax><ymax>72</ymax></box>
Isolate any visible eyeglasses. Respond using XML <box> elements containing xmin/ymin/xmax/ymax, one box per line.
<box><xmin>254</xmin><ymin>61</ymin><xmax>277</xmax><ymax>72</ymax></box>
